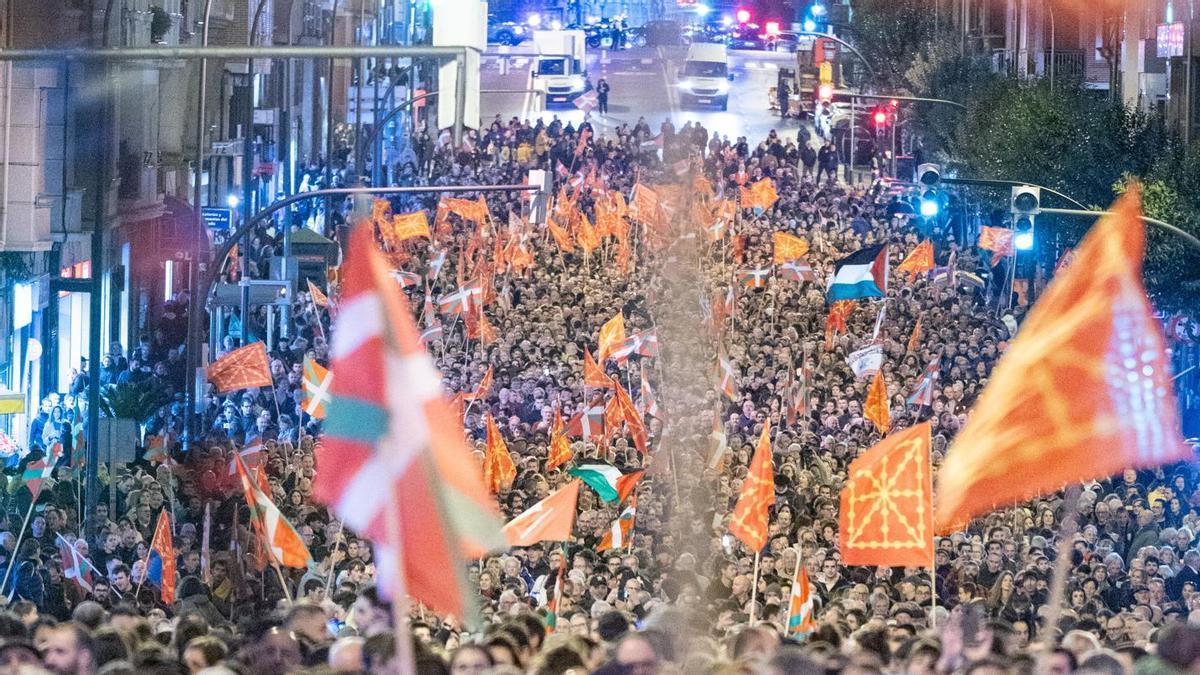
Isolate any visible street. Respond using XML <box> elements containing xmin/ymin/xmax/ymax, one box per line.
<box><xmin>481</xmin><ymin>45</ymin><xmax>806</xmax><ymax>142</ymax></box>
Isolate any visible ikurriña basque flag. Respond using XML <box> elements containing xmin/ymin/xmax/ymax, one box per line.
<box><xmin>827</xmin><ymin>245</ymin><xmax>888</xmax><ymax>301</ymax></box>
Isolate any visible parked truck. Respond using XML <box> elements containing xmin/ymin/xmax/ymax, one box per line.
<box><xmin>532</xmin><ymin>29</ymin><xmax>589</xmax><ymax>106</ymax></box>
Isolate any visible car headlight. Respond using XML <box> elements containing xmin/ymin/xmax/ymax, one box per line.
<box><xmin>513</xmin><ymin>26</ymin><xmax>525</xmax><ymax>34</ymax></box>
<box><xmin>678</xmin><ymin>78</ymin><xmax>694</xmax><ymax>92</ymax></box>
<box><xmin>569</xmin><ymin>77</ymin><xmax>586</xmax><ymax>92</ymax></box>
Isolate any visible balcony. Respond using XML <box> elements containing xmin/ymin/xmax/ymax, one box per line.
<box><xmin>1042</xmin><ymin>49</ymin><xmax>1085</xmax><ymax>81</ymax></box>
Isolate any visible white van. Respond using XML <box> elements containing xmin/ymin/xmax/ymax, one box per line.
<box><xmin>679</xmin><ymin>42</ymin><xmax>732</xmax><ymax>110</ymax></box>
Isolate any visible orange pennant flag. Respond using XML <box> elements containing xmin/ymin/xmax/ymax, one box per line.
<box><xmin>597</xmin><ymin>313</ymin><xmax>626</xmax><ymax>362</ymax></box>
<box><xmin>935</xmin><ymin>190</ymin><xmax>1190</xmax><ymax>533</ymax></box>
<box><xmin>611</xmin><ymin>378</ymin><xmax>649</xmax><ymax>454</ymax></box>
<box><xmin>307</xmin><ymin>279</ymin><xmax>330</xmax><ymax>308</ymax></box>
<box><xmin>502</xmin><ymin>479</ymin><xmax>581</xmax><ymax>547</ymax></box>
<box><xmin>583</xmin><ymin>348</ymin><xmax>614</xmax><ymax>389</ymax></box>
<box><xmin>839</xmin><ymin>422</ymin><xmax>934</xmax><ymax>567</ymax></box>
<box><xmin>483</xmin><ymin>413</ymin><xmax>517</xmax><ymax>494</ymax></box>
<box><xmin>207</xmin><ymin>342</ymin><xmax>273</xmax><ymax>393</ymax></box>
<box><xmin>895</xmin><ymin>240</ymin><xmax>935</xmax><ymax>278</ymax></box>
<box><xmin>547</xmin><ymin>409</ymin><xmax>574</xmax><ymax>471</ymax></box>
<box><xmin>824</xmin><ymin>300</ymin><xmax>855</xmax><ymax>349</ymax></box>
<box><xmin>548</xmin><ymin>216</ymin><xmax>575</xmax><ymax>252</ymax></box>
<box><xmin>463</xmin><ymin>365</ymin><xmax>493</xmax><ymax>402</ymax></box>
<box><xmin>773</xmin><ymin>231</ymin><xmax>810</xmax><ymax>264</ymax></box>
<box><xmin>863</xmin><ymin>370</ymin><xmax>890</xmax><ymax>434</ymax></box>
<box><xmin>576</xmin><ymin>217</ymin><xmax>601</xmax><ymax>255</ymax></box>
<box><xmin>728</xmin><ymin>420</ymin><xmax>775</xmax><ymax>551</ymax></box>
<box><xmin>978</xmin><ymin>226</ymin><xmax>1015</xmax><ymax>266</ymax></box>
<box><xmin>906</xmin><ymin>319</ymin><xmax>923</xmax><ymax>354</ymax></box>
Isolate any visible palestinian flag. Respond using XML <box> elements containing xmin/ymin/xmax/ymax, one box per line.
<box><xmin>827</xmin><ymin>244</ymin><xmax>888</xmax><ymax>301</ymax></box>
<box><xmin>568</xmin><ymin>462</ymin><xmax>643</xmax><ymax>503</ymax></box>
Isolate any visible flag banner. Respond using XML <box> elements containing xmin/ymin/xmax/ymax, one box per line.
<box><xmin>738</xmin><ymin>268</ymin><xmax>773</xmax><ymax>289</ymax></box>
<box><xmin>546</xmin><ymin>410</ymin><xmax>573</xmax><ymax>471</ymax></box>
<box><xmin>146</xmin><ymin>511</ymin><xmax>177</xmax><ymax>604</ymax></box>
<box><xmin>740</xmin><ymin>178</ymin><xmax>779</xmax><ymax>213</ymax></box>
<box><xmin>598</xmin><ymin>496</ymin><xmax>637</xmax><ymax>552</ymax></box>
<box><xmin>207</xmin><ymin>342</ymin><xmax>273</xmax><ymax>393</ymax></box>
<box><xmin>569</xmin><ymin>463</ymin><xmax>644</xmax><ymax>503</ymax></box>
<box><xmin>387</xmin><ymin>211</ymin><xmax>431</xmax><ymax>244</ymax></box>
<box><xmin>786</xmin><ymin>563</ymin><xmax>816</xmax><ymax>638</ymax></box>
<box><xmin>907</xmin><ymin>362</ymin><xmax>939</xmax><ymax>407</ymax></box>
<box><xmin>839</xmin><ymin>422</ymin><xmax>934</xmax><ymax>567</ymax></box>
<box><xmin>906</xmin><ymin>319</ymin><xmax>923</xmax><ymax>354</ymax></box>
<box><xmin>597</xmin><ymin>313</ymin><xmax>627</xmax><ymax>362</ymax></box>
<box><xmin>483</xmin><ymin>414</ymin><xmax>517</xmax><ymax>494</ymax></box>
<box><xmin>895</xmin><ymin>240</ymin><xmax>935</xmax><ymax>278</ymax></box>
<box><xmin>773</xmin><ymin>232</ymin><xmax>810</xmax><ymax>264</ymax></box>
<box><xmin>779</xmin><ymin>258</ymin><xmax>816</xmax><ymax>283</ymax></box>
<box><xmin>717</xmin><ymin>350</ymin><xmax>738</xmax><ymax>400</ymax></box>
<box><xmin>566</xmin><ymin>401</ymin><xmax>606</xmax><ymax>440</ymax></box>
<box><xmin>57</xmin><ymin>534</ymin><xmax>98</xmax><ymax>593</ymax></box>
<box><xmin>443</xmin><ymin>196</ymin><xmax>489</xmax><ymax>225</ymax></box>
<box><xmin>978</xmin><ymin>226</ymin><xmax>1015</xmax><ymax>266</ymax></box>
<box><xmin>583</xmin><ymin>349</ymin><xmax>614</xmax><ymax>388</ymax></box>
<box><xmin>864</xmin><ymin>370</ymin><xmax>890</xmax><ymax>433</ymax></box>
<box><xmin>307</xmin><ymin>279</ymin><xmax>330</xmax><ymax>307</ymax></box>
<box><xmin>935</xmin><ymin>191</ymin><xmax>1190</xmax><ymax>533</ymax></box>
<box><xmin>707</xmin><ymin>411</ymin><xmax>730</xmax><ymax>474</ymax></box>
<box><xmin>827</xmin><ymin>245</ymin><xmax>888</xmax><ymax>301</ymax></box>
<box><xmin>728</xmin><ymin>421</ymin><xmax>775</xmax><ymax>551</ymax></box>
<box><xmin>611</xmin><ymin>330</ymin><xmax>660</xmax><ymax>363</ymax></box>
<box><xmin>502</xmin><ymin>479</ymin><xmax>581</xmax><ymax>547</ymax></box>
<box><xmin>463</xmin><ymin>365</ymin><xmax>493</xmax><ymax>402</ymax></box>
<box><xmin>847</xmin><ymin>344</ymin><xmax>883</xmax><ymax>379</ymax></box>
<box><xmin>235</xmin><ymin>453</ymin><xmax>314</xmax><ymax>569</ymax></box>
<box><xmin>302</xmin><ymin>357</ymin><xmax>332</xmax><ymax>418</ymax></box>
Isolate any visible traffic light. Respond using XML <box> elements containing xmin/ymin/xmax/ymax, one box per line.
<box><xmin>817</xmin><ymin>83</ymin><xmax>833</xmax><ymax>103</ymax></box>
<box><xmin>872</xmin><ymin>108</ymin><xmax>888</xmax><ymax>126</ymax></box>
<box><xmin>736</xmin><ymin>8</ymin><xmax>751</xmax><ymax>22</ymax></box>
<box><xmin>1010</xmin><ymin>186</ymin><xmax>1040</xmax><ymax>250</ymax></box>
<box><xmin>916</xmin><ymin>163</ymin><xmax>940</xmax><ymax>218</ymax></box>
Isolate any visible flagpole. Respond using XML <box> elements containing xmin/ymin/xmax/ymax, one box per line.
<box><xmin>272</xmin><ymin>563</ymin><xmax>295</xmax><ymax>605</ymax></box>
<box><xmin>323</xmin><ymin>520</ymin><xmax>345</xmax><ymax>598</ymax></box>
<box><xmin>0</xmin><ymin>498</ymin><xmax>38</xmax><ymax>594</ymax></box>
<box><xmin>929</xmin><ymin>441</ymin><xmax>938</xmax><ymax>630</ymax></box>
<box><xmin>1037</xmin><ymin>484</ymin><xmax>1081</xmax><ymax>656</ymax></box>
<box><xmin>787</xmin><ymin>549</ymin><xmax>802</xmax><ymax>635</ymax></box>
<box><xmin>748</xmin><ymin>550</ymin><xmax>761</xmax><ymax>625</ymax></box>
<box><xmin>383</xmin><ymin>489</ymin><xmax>417</xmax><ymax>675</ymax></box>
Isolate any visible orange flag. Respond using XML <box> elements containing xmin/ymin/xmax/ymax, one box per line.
<box><xmin>611</xmin><ymin>378</ymin><xmax>649</xmax><ymax>454</ymax></box>
<box><xmin>935</xmin><ymin>190</ymin><xmax>1190</xmax><ymax>532</ymax></box>
<box><xmin>445</xmin><ymin>196</ymin><xmax>488</xmax><ymax>225</ymax></box>
<box><xmin>906</xmin><ymin>319</ymin><xmax>923</xmax><ymax>354</ymax></box>
<box><xmin>483</xmin><ymin>413</ymin><xmax>516</xmax><ymax>494</ymax></box>
<box><xmin>895</xmin><ymin>240</ymin><xmax>935</xmax><ymax>278</ymax></box>
<box><xmin>502</xmin><ymin>479</ymin><xmax>581</xmax><ymax>547</ymax></box>
<box><xmin>597</xmin><ymin>313</ymin><xmax>626</xmax><ymax>362</ymax></box>
<box><xmin>740</xmin><ymin>178</ymin><xmax>779</xmax><ymax>212</ymax></box>
<box><xmin>839</xmin><ymin>422</ymin><xmax>934</xmax><ymax>567</ymax></box>
<box><xmin>307</xmin><ymin>279</ymin><xmax>330</xmax><ymax>308</ymax></box>
<box><xmin>547</xmin><ymin>410</ymin><xmax>573</xmax><ymax>471</ymax></box>
<box><xmin>824</xmin><ymin>300</ymin><xmax>855</xmax><ymax>349</ymax></box>
<box><xmin>863</xmin><ymin>370</ymin><xmax>890</xmax><ymax>434</ymax></box>
<box><xmin>207</xmin><ymin>342</ymin><xmax>273</xmax><ymax>393</ymax></box>
<box><xmin>631</xmin><ymin>183</ymin><xmax>663</xmax><ymax>227</ymax></box>
<box><xmin>463</xmin><ymin>365</ymin><xmax>493</xmax><ymax>402</ymax></box>
<box><xmin>728</xmin><ymin>421</ymin><xmax>775</xmax><ymax>551</ymax></box>
<box><xmin>576</xmin><ymin>218</ymin><xmax>601</xmax><ymax>255</ymax></box>
<box><xmin>583</xmin><ymin>348</ymin><xmax>614</xmax><ymax>389</ymax></box>
<box><xmin>773</xmin><ymin>232</ymin><xmax>810</xmax><ymax>264</ymax></box>
<box><xmin>388</xmin><ymin>211</ymin><xmax>431</xmax><ymax>243</ymax></box>
<box><xmin>548</xmin><ymin>215</ymin><xmax>574</xmax><ymax>252</ymax></box>
<box><xmin>978</xmin><ymin>226</ymin><xmax>1015</xmax><ymax>266</ymax></box>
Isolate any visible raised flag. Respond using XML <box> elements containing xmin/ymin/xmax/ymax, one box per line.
<box><xmin>611</xmin><ymin>330</ymin><xmax>660</xmax><ymax>363</ymax></box>
<box><xmin>226</xmin><ymin>442</ymin><xmax>265</xmax><ymax>475</ymax></box>
<box><xmin>716</xmin><ymin>350</ymin><xmax>738</xmax><ymax>400</ymax></box>
<box><xmin>827</xmin><ymin>245</ymin><xmax>888</xmax><ymax>301</ymax></box>
<box><xmin>639</xmin><ymin>368</ymin><xmax>660</xmax><ymax>419</ymax></box>
<box><xmin>824</xmin><ymin>300</ymin><xmax>855</xmax><ymax>349</ymax></box>
<box><xmin>906</xmin><ymin>319</ymin><xmax>923</xmax><ymax>354</ymax></box>
<box><xmin>302</xmin><ymin>357</ymin><xmax>332</xmax><ymax>419</ymax></box>
<box><xmin>740</xmin><ymin>178</ymin><xmax>778</xmax><ymax>213</ymax></box>
<box><xmin>22</xmin><ymin>444</ymin><xmax>61</xmax><ymax>500</ymax></box>
<box><xmin>235</xmin><ymin>453</ymin><xmax>314</xmax><ymax>569</ymax></box>
<box><xmin>786</xmin><ymin>561</ymin><xmax>816</xmax><ymax>638</ymax></box>
<box><xmin>207</xmin><ymin>342</ymin><xmax>273</xmax><ymax>393</ymax></box>
<box><xmin>895</xmin><ymin>240</ymin><xmax>935</xmax><ymax>278</ymax></box>
<box><xmin>583</xmin><ymin>348</ymin><xmax>614</xmax><ymax>388</ymax></box>
<box><xmin>545</xmin><ymin>557</ymin><xmax>566</xmax><ymax>632</ymax></box>
<box><xmin>502</xmin><ymin>479</ymin><xmax>581</xmax><ymax>547</ymax></box>
<box><xmin>546</xmin><ymin>409</ymin><xmax>573</xmax><ymax>471</ymax></box>
<box><xmin>307</xmin><ymin>279</ymin><xmax>330</xmax><ymax>308</ymax></box>
<box><xmin>462</xmin><ymin>365</ymin><xmax>493</xmax><ymax>402</ymax></box>
<box><xmin>907</xmin><ymin>362</ymin><xmax>939</xmax><ymax>407</ymax></box>
<box><xmin>576</xmin><ymin>218</ymin><xmax>601</xmax><ymax>255</ymax></box>
<box><xmin>773</xmin><ymin>232</ymin><xmax>810</xmax><ymax>264</ymax></box>
<box><xmin>143</xmin><ymin>434</ymin><xmax>171</xmax><ymax>465</ymax></box>
<box><xmin>597</xmin><ymin>495</ymin><xmax>637</xmax><ymax>552</ymax></box>
<box><xmin>839</xmin><ymin>422</ymin><xmax>934</xmax><ymax>566</ymax></box>
<box><xmin>566</xmin><ymin>403</ymin><xmax>606</xmax><ymax>441</ymax></box>
<box><xmin>391</xmin><ymin>270</ymin><xmax>423</xmax><ymax>288</ymax></box>
<box><xmin>427</xmin><ymin>249</ymin><xmax>447</xmax><ymax>280</ymax></box>
<box><xmin>444</xmin><ymin>196</ymin><xmax>489</xmax><ymax>225</ymax></box>
<box><xmin>978</xmin><ymin>226</ymin><xmax>1015</xmax><ymax>266</ymax></box>
<box><xmin>569</xmin><ymin>462</ymin><xmax>644</xmax><ymax>503</ymax></box>
<box><xmin>388</xmin><ymin>211</ymin><xmax>431</xmax><ymax>244</ymax></box>
<box><xmin>419</xmin><ymin>289</ymin><xmax>444</xmax><ymax>345</ymax></box>
<box><xmin>597</xmin><ymin>313</ymin><xmax>626</xmax><ymax>362</ymax></box>
<box><xmin>779</xmin><ymin>258</ymin><xmax>816</xmax><ymax>283</ymax></box>
<box><xmin>57</xmin><ymin>534</ymin><xmax>98</xmax><ymax>593</ymax></box>
<box><xmin>145</xmin><ymin>511</ymin><xmax>177</xmax><ymax>603</ymax></box>
<box><xmin>848</xmin><ymin>344</ymin><xmax>883</xmax><ymax>379</ymax></box>
<box><xmin>315</xmin><ymin>223</ymin><xmax>505</xmax><ymax>619</ymax></box>
<box><xmin>864</xmin><ymin>370</ymin><xmax>890</xmax><ymax>434</ymax></box>
<box><xmin>935</xmin><ymin>191</ymin><xmax>1190</xmax><ymax>533</ymax></box>
<box><xmin>738</xmin><ymin>267</ymin><xmax>772</xmax><ymax>289</ymax></box>
<box><xmin>728</xmin><ymin>421</ymin><xmax>775</xmax><ymax>551</ymax></box>
<box><xmin>707</xmin><ymin>412</ymin><xmax>730</xmax><ymax>474</ymax></box>
<box><xmin>483</xmin><ymin>414</ymin><xmax>517</xmax><ymax>494</ymax></box>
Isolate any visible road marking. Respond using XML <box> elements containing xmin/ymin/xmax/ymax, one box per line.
<box><xmin>514</xmin><ymin>58</ymin><xmax>528</xmax><ymax>67</ymax></box>
<box><xmin>658</xmin><ymin>47</ymin><xmax>680</xmax><ymax>117</ymax></box>
<box><xmin>521</xmin><ymin>66</ymin><xmax>536</xmax><ymax>121</ymax></box>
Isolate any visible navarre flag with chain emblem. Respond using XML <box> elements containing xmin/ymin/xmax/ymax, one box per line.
<box><xmin>548</xmin><ymin>216</ymin><xmax>574</xmax><ymax>252</ymax></box>
<box><xmin>728</xmin><ymin>421</ymin><xmax>775</xmax><ymax>551</ymax></box>
<box><xmin>583</xmin><ymin>348</ymin><xmax>614</xmax><ymax>389</ymax></box>
<box><xmin>462</xmin><ymin>365</ymin><xmax>493</xmax><ymax>402</ymax></box>
<box><xmin>597</xmin><ymin>313</ymin><xmax>626</xmax><ymax>362</ymax></box>
<box><xmin>316</xmin><ymin>223</ymin><xmax>505</xmax><ymax>619</ymax></box>
<box><xmin>740</xmin><ymin>178</ymin><xmax>779</xmax><ymax>213</ymax></box>
<box><xmin>502</xmin><ymin>479</ymin><xmax>581</xmax><ymax>547</ymax></box>
<box><xmin>978</xmin><ymin>226</ymin><xmax>1015</xmax><ymax>267</ymax></box>
<box><xmin>839</xmin><ymin>422</ymin><xmax>933</xmax><ymax>567</ymax></box>
<box><xmin>906</xmin><ymin>319</ymin><xmax>923</xmax><ymax>354</ymax></box>
<box><xmin>307</xmin><ymin>279</ymin><xmax>330</xmax><ymax>308</ymax></box>
<box><xmin>864</xmin><ymin>370</ymin><xmax>890</xmax><ymax>433</ymax></box>
<box><xmin>145</xmin><ymin>511</ymin><xmax>177</xmax><ymax>603</ymax></box>
<box><xmin>302</xmin><ymin>357</ymin><xmax>332</xmax><ymax>419</ymax></box>
<box><xmin>935</xmin><ymin>191</ymin><xmax>1190</xmax><ymax>533</ymax></box>
<box><xmin>483</xmin><ymin>413</ymin><xmax>517</xmax><ymax>494</ymax></box>
<box><xmin>207</xmin><ymin>342</ymin><xmax>273</xmax><ymax>393</ymax></box>
<box><xmin>773</xmin><ymin>232</ymin><xmax>810</xmax><ymax>264</ymax></box>
<box><xmin>388</xmin><ymin>211</ymin><xmax>431</xmax><ymax>244</ymax></box>
<box><xmin>546</xmin><ymin>409</ymin><xmax>573</xmax><ymax>471</ymax></box>
<box><xmin>895</xmin><ymin>240</ymin><xmax>935</xmax><ymax>278</ymax></box>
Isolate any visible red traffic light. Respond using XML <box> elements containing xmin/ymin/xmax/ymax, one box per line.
<box><xmin>873</xmin><ymin>109</ymin><xmax>888</xmax><ymax>125</ymax></box>
<box><xmin>736</xmin><ymin>8</ymin><xmax>751</xmax><ymax>22</ymax></box>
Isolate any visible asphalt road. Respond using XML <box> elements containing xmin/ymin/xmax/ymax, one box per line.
<box><xmin>480</xmin><ymin>45</ymin><xmax>807</xmax><ymax>143</ymax></box>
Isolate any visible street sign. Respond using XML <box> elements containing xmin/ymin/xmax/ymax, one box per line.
<box><xmin>0</xmin><ymin>392</ymin><xmax>25</xmax><ymax>415</ymax></box>
<box><xmin>210</xmin><ymin>140</ymin><xmax>244</xmax><ymax>157</ymax></box>
<box><xmin>201</xmin><ymin>207</ymin><xmax>233</xmax><ymax>231</ymax></box>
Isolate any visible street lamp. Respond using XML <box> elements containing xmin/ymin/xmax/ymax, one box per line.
<box><xmin>226</xmin><ymin>194</ymin><xmax>241</xmax><ymax>209</ymax></box>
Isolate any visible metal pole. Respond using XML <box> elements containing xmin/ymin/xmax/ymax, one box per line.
<box><xmin>848</xmin><ymin>95</ymin><xmax>855</xmax><ymax>183</ymax></box>
<box><xmin>241</xmin><ymin>0</ymin><xmax>270</xmax><ymax>347</ymax></box>
<box><xmin>184</xmin><ymin>0</ymin><xmax>216</xmax><ymax>451</ymax></box>
<box><xmin>326</xmin><ymin>0</ymin><xmax>341</xmax><ymax>226</ymax></box>
<box><xmin>0</xmin><ymin>45</ymin><xmax>474</xmax><ymax>61</ymax></box>
<box><xmin>453</xmin><ymin>53</ymin><xmax>466</xmax><ymax>146</ymax></box>
<box><xmin>1046</xmin><ymin>0</ymin><xmax>1055</xmax><ymax>91</ymax></box>
<box><xmin>84</xmin><ymin>61</ymin><xmax>111</xmax><ymax>538</ymax></box>
<box><xmin>788</xmin><ymin>31</ymin><xmax>876</xmax><ymax>87</ymax></box>
<box><xmin>1040</xmin><ymin>208</ymin><xmax>1200</xmax><ymax>253</ymax></box>
<box><xmin>836</xmin><ymin>92</ymin><xmax>969</xmax><ymax>111</ymax></box>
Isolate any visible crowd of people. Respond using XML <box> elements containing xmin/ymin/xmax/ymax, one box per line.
<box><xmin>0</xmin><ymin>110</ymin><xmax>1196</xmax><ymax>675</ymax></box>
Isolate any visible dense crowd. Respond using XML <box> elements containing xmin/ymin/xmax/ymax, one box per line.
<box><xmin>0</xmin><ymin>111</ymin><xmax>1196</xmax><ymax>675</ymax></box>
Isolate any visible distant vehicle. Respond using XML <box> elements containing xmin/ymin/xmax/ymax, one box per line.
<box><xmin>679</xmin><ymin>42</ymin><xmax>732</xmax><ymax>110</ymax></box>
<box><xmin>532</xmin><ymin>30</ymin><xmax>589</xmax><ymax>106</ymax></box>
<box><xmin>488</xmin><ymin>17</ymin><xmax>530</xmax><ymax>45</ymax></box>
